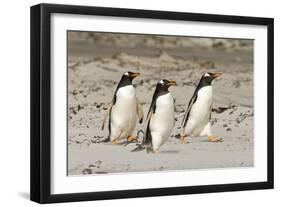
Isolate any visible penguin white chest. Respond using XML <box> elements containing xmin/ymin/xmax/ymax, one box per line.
<box><xmin>195</xmin><ymin>86</ymin><xmax>213</xmax><ymax>112</ymax></box>
<box><xmin>187</xmin><ymin>86</ymin><xmax>213</xmax><ymax>136</ymax></box>
<box><xmin>150</xmin><ymin>93</ymin><xmax>175</xmax><ymax>149</ymax></box>
<box><xmin>111</xmin><ymin>85</ymin><xmax>137</xmax><ymax>138</ymax></box>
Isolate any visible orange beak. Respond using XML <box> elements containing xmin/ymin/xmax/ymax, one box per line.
<box><xmin>130</xmin><ymin>72</ymin><xmax>140</xmax><ymax>79</ymax></box>
<box><xmin>211</xmin><ymin>72</ymin><xmax>223</xmax><ymax>79</ymax></box>
<box><xmin>166</xmin><ymin>80</ymin><xmax>177</xmax><ymax>87</ymax></box>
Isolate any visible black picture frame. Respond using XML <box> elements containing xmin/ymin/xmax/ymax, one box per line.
<box><xmin>30</xmin><ymin>3</ymin><xmax>274</xmax><ymax>204</ymax></box>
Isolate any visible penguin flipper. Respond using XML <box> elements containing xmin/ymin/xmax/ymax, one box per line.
<box><xmin>136</xmin><ymin>98</ymin><xmax>144</xmax><ymax>124</ymax></box>
<box><xmin>101</xmin><ymin>101</ymin><xmax>113</xmax><ymax>130</ymax></box>
<box><xmin>143</xmin><ymin>110</ymin><xmax>153</xmax><ymax>148</ymax></box>
<box><xmin>181</xmin><ymin>95</ymin><xmax>197</xmax><ymax>128</ymax></box>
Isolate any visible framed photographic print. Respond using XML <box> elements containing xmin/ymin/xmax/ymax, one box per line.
<box><xmin>30</xmin><ymin>3</ymin><xmax>274</xmax><ymax>203</ymax></box>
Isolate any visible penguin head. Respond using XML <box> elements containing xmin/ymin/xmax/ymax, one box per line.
<box><xmin>122</xmin><ymin>71</ymin><xmax>140</xmax><ymax>80</ymax></box>
<box><xmin>156</xmin><ymin>79</ymin><xmax>177</xmax><ymax>92</ymax></box>
<box><xmin>118</xmin><ymin>71</ymin><xmax>140</xmax><ymax>87</ymax></box>
<box><xmin>200</xmin><ymin>72</ymin><xmax>222</xmax><ymax>85</ymax></box>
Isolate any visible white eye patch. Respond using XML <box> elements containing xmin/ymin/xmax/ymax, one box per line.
<box><xmin>159</xmin><ymin>80</ymin><xmax>164</xmax><ymax>85</ymax></box>
<box><xmin>124</xmin><ymin>72</ymin><xmax>129</xmax><ymax>76</ymax></box>
<box><xmin>204</xmin><ymin>73</ymin><xmax>211</xmax><ymax>77</ymax></box>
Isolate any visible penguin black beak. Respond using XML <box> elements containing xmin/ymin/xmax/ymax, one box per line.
<box><xmin>211</xmin><ymin>72</ymin><xmax>223</xmax><ymax>79</ymax></box>
<box><xmin>129</xmin><ymin>72</ymin><xmax>140</xmax><ymax>79</ymax></box>
<box><xmin>166</xmin><ymin>80</ymin><xmax>177</xmax><ymax>87</ymax></box>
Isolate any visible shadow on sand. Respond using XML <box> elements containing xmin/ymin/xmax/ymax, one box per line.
<box><xmin>160</xmin><ymin>150</ymin><xmax>179</xmax><ymax>154</ymax></box>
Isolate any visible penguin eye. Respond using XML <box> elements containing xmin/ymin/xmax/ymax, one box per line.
<box><xmin>159</xmin><ymin>80</ymin><xmax>164</xmax><ymax>85</ymax></box>
<box><xmin>204</xmin><ymin>73</ymin><xmax>211</xmax><ymax>77</ymax></box>
<box><xmin>124</xmin><ymin>72</ymin><xmax>129</xmax><ymax>76</ymax></box>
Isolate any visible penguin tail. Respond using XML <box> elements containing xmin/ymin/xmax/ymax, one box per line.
<box><xmin>130</xmin><ymin>129</ymin><xmax>155</xmax><ymax>153</ymax></box>
<box><xmin>101</xmin><ymin>137</ymin><xmax>110</xmax><ymax>143</ymax></box>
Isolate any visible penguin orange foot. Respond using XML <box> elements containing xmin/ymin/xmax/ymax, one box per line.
<box><xmin>153</xmin><ymin>149</ymin><xmax>159</xmax><ymax>154</ymax></box>
<box><xmin>180</xmin><ymin>133</ymin><xmax>186</xmax><ymax>144</ymax></box>
<box><xmin>208</xmin><ymin>136</ymin><xmax>221</xmax><ymax>142</ymax></box>
<box><xmin>127</xmin><ymin>135</ymin><xmax>137</xmax><ymax>142</ymax></box>
<box><xmin>111</xmin><ymin>139</ymin><xmax>118</xmax><ymax>145</ymax></box>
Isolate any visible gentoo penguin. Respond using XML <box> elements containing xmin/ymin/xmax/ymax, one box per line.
<box><xmin>143</xmin><ymin>79</ymin><xmax>177</xmax><ymax>153</ymax></box>
<box><xmin>179</xmin><ymin>72</ymin><xmax>222</xmax><ymax>144</ymax></box>
<box><xmin>102</xmin><ymin>71</ymin><xmax>143</xmax><ymax>144</ymax></box>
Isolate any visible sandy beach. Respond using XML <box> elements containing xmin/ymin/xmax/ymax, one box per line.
<box><xmin>67</xmin><ymin>32</ymin><xmax>254</xmax><ymax>175</ymax></box>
